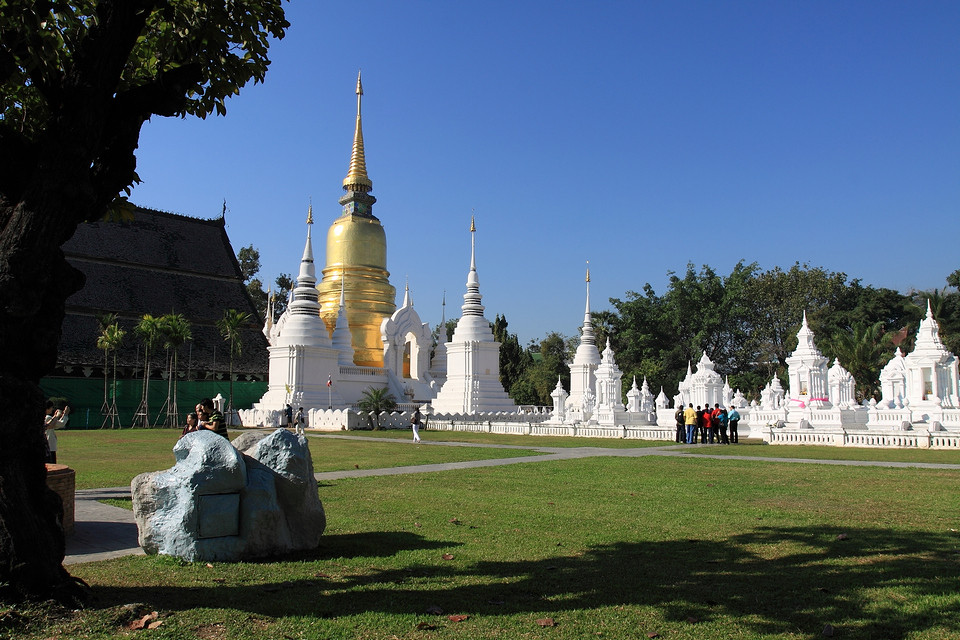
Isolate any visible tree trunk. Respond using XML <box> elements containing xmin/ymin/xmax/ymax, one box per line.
<box><xmin>0</xmin><ymin>198</ymin><xmax>88</xmax><ymax>604</ymax></box>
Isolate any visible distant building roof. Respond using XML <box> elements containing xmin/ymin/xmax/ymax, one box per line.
<box><xmin>58</xmin><ymin>206</ymin><xmax>268</xmax><ymax>376</ymax></box>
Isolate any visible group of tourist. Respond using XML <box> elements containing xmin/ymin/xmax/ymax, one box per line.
<box><xmin>675</xmin><ymin>403</ymin><xmax>740</xmax><ymax>445</ymax></box>
<box><xmin>181</xmin><ymin>398</ymin><xmax>227</xmax><ymax>438</ymax></box>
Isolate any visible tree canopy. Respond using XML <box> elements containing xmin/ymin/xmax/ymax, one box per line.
<box><xmin>492</xmin><ymin>263</ymin><xmax>955</xmax><ymax>411</ymax></box>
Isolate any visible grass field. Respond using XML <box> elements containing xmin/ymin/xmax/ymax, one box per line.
<box><xmin>676</xmin><ymin>442</ymin><xmax>960</xmax><ymax>464</ymax></box>
<box><xmin>7</xmin><ymin>431</ymin><xmax>960</xmax><ymax>639</ymax></box>
<box><xmin>56</xmin><ymin>429</ymin><xmax>546</xmax><ymax>490</ymax></box>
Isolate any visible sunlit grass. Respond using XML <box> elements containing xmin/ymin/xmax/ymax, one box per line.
<box><xmin>15</xmin><ymin>456</ymin><xmax>957</xmax><ymax>639</ymax></box>
<box><xmin>56</xmin><ymin>428</ymin><xmax>546</xmax><ymax>489</ymax></box>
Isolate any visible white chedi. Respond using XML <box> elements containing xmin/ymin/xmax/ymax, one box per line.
<box><xmin>827</xmin><ymin>358</ymin><xmax>857</xmax><ymax>408</ymax></box>
<box><xmin>550</xmin><ymin>377</ymin><xmax>569</xmax><ymax>423</ymax></box>
<box><xmin>626</xmin><ymin>377</ymin><xmax>642</xmax><ymax>413</ymax></box>
<box><xmin>879</xmin><ymin>348</ymin><xmax>907</xmax><ymax>409</ymax></box>
<box><xmin>655</xmin><ymin>387</ymin><xmax>670</xmax><ymax>409</ymax></box>
<box><xmin>900</xmin><ymin>301</ymin><xmax>959</xmax><ymax>409</ymax></box>
<box><xmin>785</xmin><ymin>312</ymin><xmax>829</xmax><ymax>408</ymax></box>
<box><xmin>594</xmin><ymin>338</ymin><xmax>624</xmax><ymax>412</ymax></box>
<box><xmin>678</xmin><ymin>352</ymin><xmax>724</xmax><ymax>409</ymax></box>
<box><xmin>567</xmin><ymin>263</ymin><xmax>601</xmax><ymax>416</ymax></box>
<box><xmin>639</xmin><ymin>377</ymin><xmax>655</xmax><ymax>413</ymax></box>
<box><xmin>431</xmin><ymin>218</ymin><xmax>516</xmax><ymax>414</ymax></box>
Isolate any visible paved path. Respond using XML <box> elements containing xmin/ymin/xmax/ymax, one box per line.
<box><xmin>66</xmin><ymin>436</ymin><xmax>960</xmax><ymax>565</ymax></box>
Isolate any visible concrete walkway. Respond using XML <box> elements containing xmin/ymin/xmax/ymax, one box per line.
<box><xmin>65</xmin><ymin>436</ymin><xmax>960</xmax><ymax>565</ymax></box>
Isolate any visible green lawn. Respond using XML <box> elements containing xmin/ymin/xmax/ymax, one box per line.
<box><xmin>56</xmin><ymin>429</ymin><xmax>545</xmax><ymax>489</ymax></box>
<box><xmin>679</xmin><ymin>442</ymin><xmax>960</xmax><ymax>464</ymax></box>
<box><xmin>17</xmin><ymin>430</ymin><xmax>959</xmax><ymax>639</ymax></box>
<box><xmin>8</xmin><ymin>450</ymin><xmax>957</xmax><ymax>639</ymax></box>
<box><xmin>345</xmin><ymin>427</ymin><xmax>678</xmax><ymax>448</ymax></box>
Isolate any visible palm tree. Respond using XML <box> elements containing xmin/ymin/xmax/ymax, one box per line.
<box><xmin>133</xmin><ymin>314</ymin><xmax>162</xmax><ymax>428</ymax></box>
<box><xmin>821</xmin><ymin>321</ymin><xmax>892</xmax><ymax>403</ymax></box>
<box><xmin>156</xmin><ymin>313</ymin><xmax>192</xmax><ymax>427</ymax></box>
<box><xmin>356</xmin><ymin>387</ymin><xmax>397</xmax><ymax>430</ymax></box>
<box><xmin>95</xmin><ymin>313</ymin><xmax>118</xmax><ymax>415</ymax></box>
<box><xmin>96</xmin><ymin>321</ymin><xmax>124</xmax><ymax>428</ymax></box>
<box><xmin>217</xmin><ymin>308</ymin><xmax>252</xmax><ymax>425</ymax></box>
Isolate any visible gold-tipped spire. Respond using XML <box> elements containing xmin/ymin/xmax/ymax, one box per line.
<box><xmin>343</xmin><ymin>70</ymin><xmax>372</xmax><ymax>191</ymax></box>
<box><xmin>586</xmin><ymin>260</ymin><xmax>590</xmax><ymax>283</ymax></box>
<box><xmin>306</xmin><ymin>201</ymin><xmax>313</xmax><ymax>225</ymax></box>
<box><xmin>470</xmin><ymin>215</ymin><xmax>476</xmax><ymax>233</ymax></box>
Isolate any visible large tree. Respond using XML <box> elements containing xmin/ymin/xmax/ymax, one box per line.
<box><xmin>0</xmin><ymin>1</ymin><xmax>287</xmax><ymax>603</ymax></box>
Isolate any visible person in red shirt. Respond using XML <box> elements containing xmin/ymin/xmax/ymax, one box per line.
<box><xmin>700</xmin><ymin>406</ymin><xmax>712</xmax><ymax>443</ymax></box>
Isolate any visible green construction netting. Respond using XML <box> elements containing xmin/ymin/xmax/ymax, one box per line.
<box><xmin>40</xmin><ymin>377</ymin><xmax>267</xmax><ymax>429</ymax></box>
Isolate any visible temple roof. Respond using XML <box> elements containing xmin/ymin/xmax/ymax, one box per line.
<box><xmin>58</xmin><ymin>206</ymin><xmax>268</xmax><ymax>375</ymax></box>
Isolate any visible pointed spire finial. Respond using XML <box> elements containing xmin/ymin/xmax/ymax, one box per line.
<box><xmin>306</xmin><ymin>200</ymin><xmax>313</xmax><ymax>225</ymax></box>
<box><xmin>586</xmin><ymin>260</ymin><xmax>590</xmax><ymax>283</ymax></box>
<box><xmin>469</xmin><ymin>214</ymin><xmax>477</xmax><ymax>272</ymax></box>
<box><xmin>343</xmin><ymin>71</ymin><xmax>372</xmax><ymax>192</ymax></box>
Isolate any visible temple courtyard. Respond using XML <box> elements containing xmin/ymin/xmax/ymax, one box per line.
<box><xmin>13</xmin><ymin>429</ymin><xmax>960</xmax><ymax>639</ymax></box>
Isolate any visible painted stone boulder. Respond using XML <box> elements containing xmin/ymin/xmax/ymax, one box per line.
<box><xmin>131</xmin><ymin>428</ymin><xmax>325</xmax><ymax>562</ymax></box>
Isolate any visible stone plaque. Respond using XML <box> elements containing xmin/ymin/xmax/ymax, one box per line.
<box><xmin>197</xmin><ymin>493</ymin><xmax>240</xmax><ymax>539</ymax></box>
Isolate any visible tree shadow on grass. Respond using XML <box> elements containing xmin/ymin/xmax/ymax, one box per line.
<box><xmin>90</xmin><ymin>525</ymin><xmax>960</xmax><ymax>639</ymax></box>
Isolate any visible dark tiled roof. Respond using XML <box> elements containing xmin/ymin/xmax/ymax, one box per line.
<box><xmin>59</xmin><ymin>206</ymin><xmax>268</xmax><ymax>375</ymax></box>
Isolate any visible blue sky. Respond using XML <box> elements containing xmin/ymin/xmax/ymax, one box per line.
<box><xmin>130</xmin><ymin>1</ymin><xmax>960</xmax><ymax>345</ymax></box>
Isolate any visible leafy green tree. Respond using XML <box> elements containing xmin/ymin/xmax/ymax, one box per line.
<box><xmin>357</xmin><ymin>387</ymin><xmax>397</xmax><ymax>430</ymax></box>
<box><xmin>237</xmin><ymin>245</ymin><xmax>268</xmax><ymax>318</ymax></box>
<box><xmin>272</xmin><ymin>273</ymin><xmax>294</xmax><ymax>316</ymax></box>
<box><xmin>511</xmin><ymin>332</ymin><xmax>574</xmax><ymax>405</ymax></box>
<box><xmin>493</xmin><ymin>314</ymin><xmax>531</xmax><ymax>398</ymax></box>
<box><xmin>947</xmin><ymin>269</ymin><xmax>960</xmax><ymax>290</ymax></box>
<box><xmin>740</xmin><ymin>263</ymin><xmax>851</xmax><ymax>378</ymax></box>
<box><xmin>0</xmin><ymin>0</ymin><xmax>287</xmax><ymax>602</ymax></box>
<box><xmin>217</xmin><ymin>309</ymin><xmax>252</xmax><ymax>422</ymax></box>
<box><xmin>237</xmin><ymin>245</ymin><xmax>261</xmax><ymax>282</ymax></box>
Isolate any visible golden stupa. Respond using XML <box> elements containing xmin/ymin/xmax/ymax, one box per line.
<box><xmin>317</xmin><ymin>72</ymin><xmax>396</xmax><ymax>367</ymax></box>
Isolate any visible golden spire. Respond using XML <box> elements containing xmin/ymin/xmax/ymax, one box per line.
<box><xmin>306</xmin><ymin>201</ymin><xmax>313</xmax><ymax>225</ymax></box>
<box><xmin>586</xmin><ymin>260</ymin><xmax>590</xmax><ymax>283</ymax></box>
<box><xmin>470</xmin><ymin>214</ymin><xmax>476</xmax><ymax>233</ymax></box>
<box><xmin>343</xmin><ymin>70</ymin><xmax>373</xmax><ymax>192</ymax></box>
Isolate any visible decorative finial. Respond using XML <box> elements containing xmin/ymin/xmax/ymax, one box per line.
<box><xmin>470</xmin><ymin>214</ymin><xmax>476</xmax><ymax>233</ymax></box>
<box><xmin>586</xmin><ymin>260</ymin><xmax>590</xmax><ymax>283</ymax></box>
<box><xmin>306</xmin><ymin>200</ymin><xmax>313</xmax><ymax>225</ymax></box>
<box><xmin>343</xmin><ymin>71</ymin><xmax>372</xmax><ymax>191</ymax></box>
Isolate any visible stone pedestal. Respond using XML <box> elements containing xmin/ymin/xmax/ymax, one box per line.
<box><xmin>45</xmin><ymin>463</ymin><xmax>75</xmax><ymax>536</ymax></box>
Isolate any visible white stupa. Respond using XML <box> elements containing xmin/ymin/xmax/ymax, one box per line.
<box><xmin>567</xmin><ymin>262</ymin><xmax>601</xmax><ymax>419</ymax></box>
<box><xmin>254</xmin><ymin>207</ymin><xmax>343</xmax><ymax>410</ymax></box>
<box><xmin>878</xmin><ymin>347</ymin><xmax>907</xmax><ymax>408</ymax></box>
<box><xmin>901</xmin><ymin>301</ymin><xmax>959</xmax><ymax>409</ymax></box>
<box><xmin>678</xmin><ymin>352</ymin><xmax>724</xmax><ymax>409</ymax></box>
<box><xmin>785</xmin><ymin>311</ymin><xmax>830</xmax><ymax>409</ymax></box>
<box><xmin>431</xmin><ymin>218</ymin><xmax>517</xmax><ymax>414</ymax></box>
<box><xmin>827</xmin><ymin>358</ymin><xmax>856</xmax><ymax>408</ymax></box>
